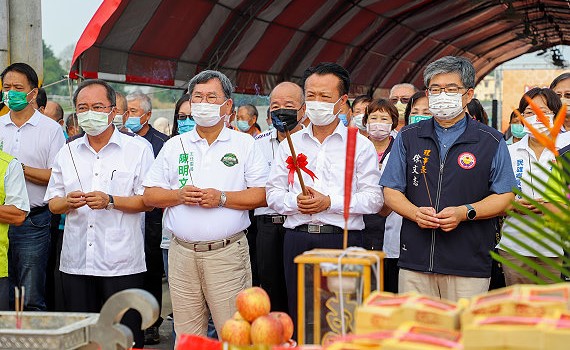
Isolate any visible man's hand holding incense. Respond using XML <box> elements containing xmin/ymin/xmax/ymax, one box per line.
<box><xmin>436</xmin><ymin>206</ymin><xmax>467</xmax><ymax>232</ymax></box>
<box><xmin>178</xmin><ymin>185</ymin><xmax>204</xmax><ymax>206</ymax></box>
<box><xmin>66</xmin><ymin>191</ymin><xmax>87</xmax><ymax>210</ymax></box>
<box><xmin>297</xmin><ymin>186</ymin><xmax>331</xmax><ymax>214</ymax></box>
<box><xmin>415</xmin><ymin>206</ymin><xmax>440</xmax><ymax>229</ymax></box>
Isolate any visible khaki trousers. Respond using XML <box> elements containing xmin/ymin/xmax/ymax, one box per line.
<box><xmin>169</xmin><ymin>235</ymin><xmax>252</xmax><ymax>340</ymax></box>
<box><xmin>498</xmin><ymin>249</ymin><xmax>562</xmax><ymax>285</ymax></box>
<box><xmin>399</xmin><ymin>269</ymin><xmax>490</xmax><ymax>302</ymax></box>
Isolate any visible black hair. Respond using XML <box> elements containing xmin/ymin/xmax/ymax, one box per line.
<box><xmin>363</xmin><ymin>98</ymin><xmax>399</xmax><ymax>130</ymax></box>
<box><xmin>550</xmin><ymin>73</ymin><xmax>570</xmax><ymax>90</ymax></box>
<box><xmin>172</xmin><ymin>94</ymin><xmax>190</xmax><ymax>137</ymax></box>
<box><xmin>352</xmin><ymin>95</ymin><xmax>373</xmax><ymax>112</ymax></box>
<box><xmin>518</xmin><ymin>87</ymin><xmax>562</xmax><ymax>119</ymax></box>
<box><xmin>302</xmin><ymin>62</ymin><xmax>350</xmax><ymax>96</ymax></box>
<box><xmin>36</xmin><ymin>88</ymin><xmax>47</xmax><ymax>109</ymax></box>
<box><xmin>403</xmin><ymin>91</ymin><xmax>428</xmax><ymax>125</ymax></box>
<box><xmin>72</xmin><ymin>79</ymin><xmax>116</xmax><ymax>107</ymax></box>
<box><xmin>467</xmin><ymin>98</ymin><xmax>488</xmax><ymax>124</ymax></box>
<box><xmin>0</xmin><ymin>62</ymin><xmax>39</xmax><ymax>89</ymax></box>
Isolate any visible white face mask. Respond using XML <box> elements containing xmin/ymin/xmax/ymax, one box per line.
<box><xmin>523</xmin><ymin>114</ymin><xmax>554</xmax><ymax>136</ymax></box>
<box><xmin>112</xmin><ymin>113</ymin><xmax>124</xmax><ymax>128</ymax></box>
<box><xmin>191</xmin><ymin>100</ymin><xmax>227</xmax><ymax>127</ymax></box>
<box><xmin>366</xmin><ymin>122</ymin><xmax>392</xmax><ymax>141</ymax></box>
<box><xmin>561</xmin><ymin>97</ymin><xmax>570</xmax><ymax>107</ymax></box>
<box><xmin>305</xmin><ymin>98</ymin><xmax>341</xmax><ymax>126</ymax></box>
<box><xmin>352</xmin><ymin>113</ymin><xmax>366</xmax><ymax>130</ymax></box>
<box><xmin>77</xmin><ymin>110</ymin><xmax>112</xmax><ymax>136</ymax></box>
<box><xmin>428</xmin><ymin>93</ymin><xmax>465</xmax><ymax>120</ymax></box>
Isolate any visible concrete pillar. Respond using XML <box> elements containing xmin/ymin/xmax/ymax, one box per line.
<box><xmin>0</xmin><ymin>0</ymin><xmax>43</xmax><ymax>82</ymax></box>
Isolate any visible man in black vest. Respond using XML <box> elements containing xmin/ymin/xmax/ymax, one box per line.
<box><xmin>380</xmin><ymin>56</ymin><xmax>517</xmax><ymax>301</ymax></box>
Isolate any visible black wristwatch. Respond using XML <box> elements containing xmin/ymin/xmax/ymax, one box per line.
<box><xmin>106</xmin><ymin>194</ymin><xmax>115</xmax><ymax>210</ymax></box>
<box><xmin>465</xmin><ymin>204</ymin><xmax>476</xmax><ymax>220</ymax></box>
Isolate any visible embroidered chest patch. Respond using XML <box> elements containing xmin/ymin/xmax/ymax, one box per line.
<box><xmin>457</xmin><ymin>152</ymin><xmax>476</xmax><ymax>170</ymax></box>
<box><xmin>221</xmin><ymin>153</ymin><xmax>239</xmax><ymax>167</ymax></box>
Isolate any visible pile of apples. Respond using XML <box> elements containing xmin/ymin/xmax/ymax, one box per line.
<box><xmin>221</xmin><ymin>287</ymin><xmax>294</xmax><ymax>346</ymax></box>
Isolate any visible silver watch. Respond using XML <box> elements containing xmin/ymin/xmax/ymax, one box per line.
<box><xmin>218</xmin><ymin>191</ymin><xmax>227</xmax><ymax>207</ymax></box>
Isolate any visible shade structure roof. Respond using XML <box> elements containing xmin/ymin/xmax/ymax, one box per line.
<box><xmin>69</xmin><ymin>0</ymin><xmax>570</xmax><ymax>95</ymax></box>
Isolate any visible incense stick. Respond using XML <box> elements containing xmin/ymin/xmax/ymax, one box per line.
<box><xmin>67</xmin><ymin>144</ymin><xmax>84</xmax><ymax>192</ymax></box>
<box><xmin>423</xmin><ymin>172</ymin><xmax>433</xmax><ymax>207</ymax></box>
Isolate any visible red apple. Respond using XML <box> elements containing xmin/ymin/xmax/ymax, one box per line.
<box><xmin>221</xmin><ymin>318</ymin><xmax>251</xmax><ymax>345</ymax></box>
<box><xmin>233</xmin><ymin>311</ymin><xmax>244</xmax><ymax>320</ymax></box>
<box><xmin>270</xmin><ymin>311</ymin><xmax>294</xmax><ymax>343</ymax></box>
<box><xmin>236</xmin><ymin>287</ymin><xmax>271</xmax><ymax>322</ymax></box>
<box><xmin>250</xmin><ymin>315</ymin><xmax>284</xmax><ymax>345</ymax></box>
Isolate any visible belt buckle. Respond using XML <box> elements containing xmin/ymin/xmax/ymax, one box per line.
<box><xmin>307</xmin><ymin>224</ymin><xmax>321</xmax><ymax>234</ymax></box>
<box><xmin>272</xmin><ymin>216</ymin><xmax>284</xmax><ymax>224</ymax></box>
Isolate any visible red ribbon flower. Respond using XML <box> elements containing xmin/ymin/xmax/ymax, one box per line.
<box><xmin>286</xmin><ymin>153</ymin><xmax>318</xmax><ymax>186</ymax></box>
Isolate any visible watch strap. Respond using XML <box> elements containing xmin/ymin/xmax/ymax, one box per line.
<box><xmin>465</xmin><ymin>204</ymin><xmax>476</xmax><ymax>220</ymax></box>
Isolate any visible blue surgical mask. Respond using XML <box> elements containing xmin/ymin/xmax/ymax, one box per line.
<box><xmin>178</xmin><ymin>118</ymin><xmax>195</xmax><ymax>134</ymax></box>
<box><xmin>338</xmin><ymin>113</ymin><xmax>348</xmax><ymax>126</ymax></box>
<box><xmin>124</xmin><ymin>114</ymin><xmax>147</xmax><ymax>133</ymax></box>
<box><xmin>236</xmin><ymin>120</ymin><xmax>251</xmax><ymax>132</ymax></box>
<box><xmin>409</xmin><ymin>115</ymin><xmax>432</xmax><ymax>124</ymax></box>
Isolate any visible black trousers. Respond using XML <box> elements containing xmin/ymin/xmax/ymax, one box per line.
<box><xmin>283</xmin><ymin>228</ymin><xmax>364</xmax><ymax>339</ymax></box>
<box><xmin>256</xmin><ymin>216</ymin><xmax>288</xmax><ymax>312</ymax></box>
<box><xmin>143</xmin><ymin>217</ymin><xmax>164</xmax><ymax>328</ymax></box>
<box><xmin>61</xmin><ymin>272</ymin><xmax>145</xmax><ymax>348</ymax></box>
<box><xmin>383</xmin><ymin>258</ymin><xmax>399</xmax><ymax>293</ymax></box>
<box><xmin>247</xmin><ymin>210</ymin><xmax>259</xmax><ymax>286</ymax></box>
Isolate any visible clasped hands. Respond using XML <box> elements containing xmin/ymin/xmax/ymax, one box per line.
<box><xmin>178</xmin><ymin>185</ymin><xmax>222</xmax><ymax>208</ymax></box>
<box><xmin>296</xmin><ymin>186</ymin><xmax>331</xmax><ymax>215</ymax></box>
<box><xmin>415</xmin><ymin>206</ymin><xmax>467</xmax><ymax>232</ymax></box>
<box><xmin>66</xmin><ymin>191</ymin><xmax>110</xmax><ymax>210</ymax></box>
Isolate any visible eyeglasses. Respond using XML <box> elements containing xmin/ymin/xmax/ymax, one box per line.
<box><xmin>176</xmin><ymin>114</ymin><xmax>193</xmax><ymax>120</ymax></box>
<box><xmin>523</xmin><ymin>110</ymin><xmax>554</xmax><ymax>118</ymax></box>
<box><xmin>389</xmin><ymin>97</ymin><xmax>410</xmax><ymax>104</ymax></box>
<box><xmin>191</xmin><ymin>94</ymin><xmax>221</xmax><ymax>104</ymax></box>
<box><xmin>76</xmin><ymin>105</ymin><xmax>114</xmax><ymax>113</ymax></box>
<box><xmin>427</xmin><ymin>85</ymin><xmax>468</xmax><ymax>96</ymax></box>
<box><xmin>556</xmin><ymin>92</ymin><xmax>570</xmax><ymax>99</ymax></box>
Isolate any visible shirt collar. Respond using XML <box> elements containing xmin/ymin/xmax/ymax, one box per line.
<box><xmin>186</xmin><ymin>125</ymin><xmax>232</xmax><ymax>143</ymax></box>
<box><xmin>78</xmin><ymin>126</ymin><xmax>123</xmax><ymax>150</ymax></box>
<box><xmin>303</xmin><ymin>121</ymin><xmax>346</xmax><ymax>142</ymax></box>
<box><xmin>1</xmin><ymin>109</ymin><xmax>42</xmax><ymax>127</ymax></box>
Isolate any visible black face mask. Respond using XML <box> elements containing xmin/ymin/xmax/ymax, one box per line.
<box><xmin>271</xmin><ymin>108</ymin><xmax>300</xmax><ymax>132</ymax></box>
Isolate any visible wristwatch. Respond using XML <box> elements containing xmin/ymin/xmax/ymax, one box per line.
<box><xmin>465</xmin><ymin>204</ymin><xmax>476</xmax><ymax>220</ymax></box>
<box><xmin>218</xmin><ymin>191</ymin><xmax>227</xmax><ymax>208</ymax></box>
<box><xmin>106</xmin><ymin>194</ymin><xmax>115</xmax><ymax>210</ymax></box>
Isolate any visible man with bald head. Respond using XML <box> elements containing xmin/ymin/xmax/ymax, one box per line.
<box><xmin>44</xmin><ymin>101</ymin><xmax>64</xmax><ymax>126</ymax></box>
<box><xmin>253</xmin><ymin>81</ymin><xmax>305</xmax><ymax>312</ymax></box>
<box><xmin>389</xmin><ymin>83</ymin><xmax>418</xmax><ymax>130</ymax></box>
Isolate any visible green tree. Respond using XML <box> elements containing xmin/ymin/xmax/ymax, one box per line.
<box><xmin>42</xmin><ymin>41</ymin><xmax>67</xmax><ymax>96</ymax></box>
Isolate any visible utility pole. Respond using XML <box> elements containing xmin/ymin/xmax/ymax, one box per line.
<box><xmin>0</xmin><ymin>0</ymin><xmax>43</xmax><ymax>82</ymax></box>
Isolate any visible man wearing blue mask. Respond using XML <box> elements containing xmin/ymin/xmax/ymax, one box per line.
<box><xmin>0</xmin><ymin>63</ymin><xmax>66</xmax><ymax>312</ymax></box>
<box><xmin>236</xmin><ymin>104</ymin><xmax>261</xmax><ymax>137</ymax></box>
<box><xmin>124</xmin><ymin>91</ymin><xmax>168</xmax><ymax>345</ymax></box>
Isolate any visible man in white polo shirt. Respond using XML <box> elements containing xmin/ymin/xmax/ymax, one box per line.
<box><xmin>0</xmin><ymin>63</ymin><xmax>66</xmax><ymax>311</ymax></box>
<box><xmin>143</xmin><ymin>70</ymin><xmax>268</xmax><ymax>338</ymax></box>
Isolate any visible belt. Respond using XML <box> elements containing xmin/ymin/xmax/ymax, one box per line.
<box><xmin>29</xmin><ymin>205</ymin><xmax>49</xmax><ymax>216</ymax></box>
<box><xmin>295</xmin><ymin>224</ymin><xmax>343</xmax><ymax>234</ymax></box>
<box><xmin>260</xmin><ymin>215</ymin><xmax>285</xmax><ymax>224</ymax></box>
<box><xmin>175</xmin><ymin>231</ymin><xmax>245</xmax><ymax>252</ymax></box>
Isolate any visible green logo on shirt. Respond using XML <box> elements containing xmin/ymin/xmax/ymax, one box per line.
<box><xmin>221</xmin><ymin>153</ymin><xmax>238</xmax><ymax>167</ymax></box>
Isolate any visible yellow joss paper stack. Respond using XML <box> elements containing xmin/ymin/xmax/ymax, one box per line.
<box><xmin>381</xmin><ymin>323</ymin><xmax>462</xmax><ymax>350</ymax></box>
<box><xmin>324</xmin><ymin>331</ymin><xmax>395</xmax><ymax>350</ymax></box>
<box><xmin>355</xmin><ymin>291</ymin><xmax>467</xmax><ymax>334</ymax></box>
<box><xmin>544</xmin><ymin>311</ymin><xmax>570</xmax><ymax>349</ymax></box>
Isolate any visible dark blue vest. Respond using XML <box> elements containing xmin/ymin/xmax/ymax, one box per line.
<box><xmin>398</xmin><ymin>117</ymin><xmax>502</xmax><ymax>278</ymax></box>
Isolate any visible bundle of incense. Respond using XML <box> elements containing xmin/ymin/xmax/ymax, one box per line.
<box><xmin>14</xmin><ymin>286</ymin><xmax>24</xmax><ymax>329</ymax></box>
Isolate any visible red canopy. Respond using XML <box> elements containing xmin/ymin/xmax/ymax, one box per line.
<box><xmin>70</xmin><ymin>0</ymin><xmax>570</xmax><ymax>94</ymax></box>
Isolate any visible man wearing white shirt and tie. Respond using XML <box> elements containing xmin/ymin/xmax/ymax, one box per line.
<box><xmin>266</xmin><ymin>62</ymin><xmax>384</xmax><ymax>331</ymax></box>
<box><xmin>45</xmin><ymin>79</ymin><xmax>154</xmax><ymax>348</ymax></box>
<box><xmin>142</xmin><ymin>70</ymin><xmax>268</xmax><ymax>339</ymax></box>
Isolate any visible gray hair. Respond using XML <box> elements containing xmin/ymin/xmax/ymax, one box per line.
<box><xmin>390</xmin><ymin>83</ymin><xmax>418</xmax><ymax>96</ymax></box>
<box><xmin>187</xmin><ymin>70</ymin><xmax>234</xmax><ymax>99</ymax></box>
<box><xmin>126</xmin><ymin>92</ymin><xmax>152</xmax><ymax>112</ymax></box>
<box><xmin>423</xmin><ymin>56</ymin><xmax>475</xmax><ymax>89</ymax></box>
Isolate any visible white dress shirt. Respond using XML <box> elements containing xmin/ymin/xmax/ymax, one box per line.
<box><xmin>45</xmin><ymin>128</ymin><xmax>154</xmax><ymax>276</ymax></box>
<box><xmin>3</xmin><ymin>158</ymin><xmax>30</xmax><ymax>212</ymax></box>
<box><xmin>0</xmin><ymin>110</ymin><xmax>66</xmax><ymax>208</ymax></box>
<box><xmin>266</xmin><ymin>122</ymin><xmax>383</xmax><ymax>230</ymax></box>
<box><xmin>143</xmin><ymin>127</ymin><xmax>268</xmax><ymax>242</ymax></box>
<box><xmin>253</xmin><ymin>129</ymin><xmax>281</xmax><ymax>216</ymax></box>
<box><xmin>498</xmin><ymin>134</ymin><xmax>565</xmax><ymax>257</ymax></box>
